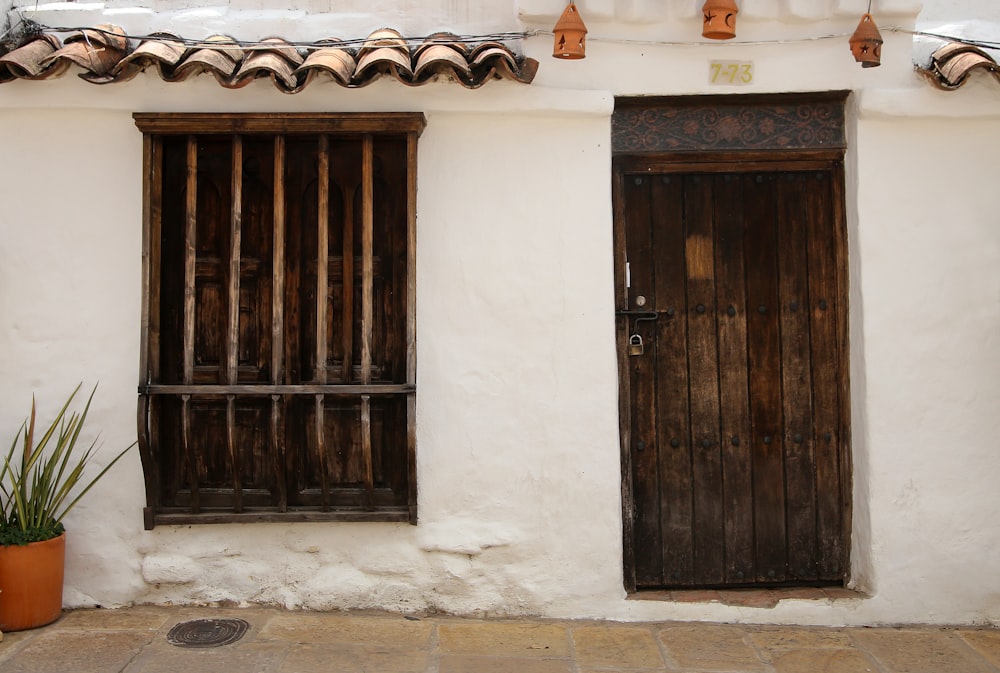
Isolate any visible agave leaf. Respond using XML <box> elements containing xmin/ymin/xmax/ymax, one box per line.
<box><xmin>0</xmin><ymin>384</ymin><xmax>133</xmax><ymax>543</ymax></box>
<box><xmin>23</xmin><ymin>398</ymin><xmax>34</xmax><ymax>470</ymax></box>
<box><xmin>52</xmin><ymin>442</ymin><xmax>135</xmax><ymax>523</ymax></box>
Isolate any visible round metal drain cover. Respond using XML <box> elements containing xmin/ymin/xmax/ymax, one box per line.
<box><xmin>167</xmin><ymin>618</ymin><xmax>249</xmax><ymax>648</ymax></box>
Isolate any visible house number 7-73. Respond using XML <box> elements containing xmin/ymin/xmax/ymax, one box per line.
<box><xmin>709</xmin><ymin>61</ymin><xmax>754</xmax><ymax>85</ymax></box>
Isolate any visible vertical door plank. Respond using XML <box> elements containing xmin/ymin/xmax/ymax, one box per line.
<box><xmin>182</xmin><ymin>394</ymin><xmax>199</xmax><ymax>513</ymax></box>
<box><xmin>682</xmin><ymin>174</ymin><xmax>725</xmax><ymax>586</ymax></box>
<box><xmin>806</xmin><ymin>170</ymin><xmax>845</xmax><ymax>579</ymax></box>
<box><xmin>650</xmin><ymin>174</ymin><xmax>693</xmax><ymax>587</ymax></box>
<box><xmin>139</xmin><ymin>135</ymin><xmax>162</xmax><ymax>518</ymax></box>
<box><xmin>405</xmin><ymin>133</ymin><xmax>418</xmax><ymax>386</ymax></box>
<box><xmin>227</xmin><ymin>395</ymin><xmax>243</xmax><ymax>512</ymax></box>
<box><xmin>777</xmin><ymin>172</ymin><xmax>817</xmax><ymax>581</ymax></box>
<box><xmin>272</xmin><ymin>136</ymin><xmax>288</xmax><ymax>512</ymax></box>
<box><xmin>272</xmin><ymin>394</ymin><xmax>287</xmax><ymax>512</ymax></box>
<box><xmin>183</xmin><ymin>136</ymin><xmax>198</xmax><ymax>386</ymax></box>
<box><xmin>341</xmin><ymin>153</ymin><xmax>355</xmax><ymax>385</ymax></box>
<box><xmin>743</xmin><ymin>172</ymin><xmax>787</xmax><ymax>583</ymax></box>
<box><xmin>713</xmin><ymin>173</ymin><xmax>754</xmax><ymax>585</ymax></box>
<box><xmin>360</xmin><ymin>136</ymin><xmax>376</xmax><ymax>501</ymax></box>
<box><xmin>315</xmin><ymin>394</ymin><xmax>329</xmax><ymax>510</ymax></box>
<box><xmin>360</xmin><ymin>135</ymin><xmax>374</xmax><ymax>386</ymax></box>
<box><xmin>316</xmin><ymin>135</ymin><xmax>330</xmax><ymax>385</ymax></box>
<box><xmin>614</xmin><ymin>167</ymin><xmax>637</xmax><ymax>591</ymax></box>
<box><xmin>141</xmin><ymin>135</ymin><xmax>163</xmax><ymax>384</ymax></box>
<box><xmin>316</xmin><ymin>136</ymin><xmax>331</xmax><ymax>508</ymax></box>
<box><xmin>272</xmin><ymin>136</ymin><xmax>286</xmax><ymax>385</ymax></box>
<box><xmin>182</xmin><ymin>138</ymin><xmax>200</xmax><ymax>512</ymax></box>
<box><xmin>623</xmin><ymin>174</ymin><xmax>662</xmax><ymax>587</ymax></box>
<box><xmin>361</xmin><ymin>395</ymin><xmax>375</xmax><ymax>509</ymax></box>
<box><xmin>406</xmin><ymin>133</ymin><xmax>418</xmax><ymax>524</ymax></box>
<box><xmin>228</xmin><ymin>136</ymin><xmax>243</xmax><ymax>385</ymax></box>
<box><xmin>227</xmin><ymin>137</ymin><xmax>244</xmax><ymax>511</ymax></box>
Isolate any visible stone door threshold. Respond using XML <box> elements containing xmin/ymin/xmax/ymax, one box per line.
<box><xmin>630</xmin><ymin>587</ymin><xmax>866</xmax><ymax>608</ymax></box>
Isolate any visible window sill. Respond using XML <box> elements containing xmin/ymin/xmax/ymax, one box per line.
<box><xmin>628</xmin><ymin>587</ymin><xmax>866</xmax><ymax>608</ymax></box>
<box><xmin>144</xmin><ymin>507</ymin><xmax>415</xmax><ymax>529</ymax></box>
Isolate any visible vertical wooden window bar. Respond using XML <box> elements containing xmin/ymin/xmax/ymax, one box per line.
<box><xmin>134</xmin><ymin>114</ymin><xmax>425</xmax><ymax>527</ymax></box>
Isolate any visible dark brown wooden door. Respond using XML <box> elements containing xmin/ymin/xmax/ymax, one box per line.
<box><xmin>617</xmin><ymin>162</ymin><xmax>850</xmax><ymax>590</ymax></box>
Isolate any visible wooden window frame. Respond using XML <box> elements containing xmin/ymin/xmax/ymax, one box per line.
<box><xmin>134</xmin><ymin>113</ymin><xmax>424</xmax><ymax>528</ymax></box>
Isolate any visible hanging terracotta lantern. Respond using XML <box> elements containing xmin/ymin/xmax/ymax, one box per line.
<box><xmin>849</xmin><ymin>13</ymin><xmax>883</xmax><ymax>67</ymax></box>
<box><xmin>553</xmin><ymin>2</ymin><xmax>587</xmax><ymax>59</ymax></box>
<box><xmin>702</xmin><ymin>0</ymin><xmax>739</xmax><ymax>40</ymax></box>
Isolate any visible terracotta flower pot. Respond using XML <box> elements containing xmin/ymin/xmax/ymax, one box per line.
<box><xmin>0</xmin><ymin>533</ymin><xmax>66</xmax><ymax>631</ymax></box>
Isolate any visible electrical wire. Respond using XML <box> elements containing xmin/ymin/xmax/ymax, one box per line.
<box><xmin>4</xmin><ymin>15</ymin><xmax>540</xmax><ymax>51</ymax></box>
<box><xmin>3</xmin><ymin>14</ymin><xmax>998</xmax><ymax>54</ymax></box>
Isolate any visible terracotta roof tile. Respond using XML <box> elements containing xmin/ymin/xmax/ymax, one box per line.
<box><xmin>0</xmin><ymin>33</ymin><xmax>65</xmax><ymax>80</ymax></box>
<box><xmin>0</xmin><ymin>25</ymin><xmax>537</xmax><ymax>91</ymax></box>
<box><xmin>919</xmin><ymin>41</ymin><xmax>1000</xmax><ymax>91</ymax></box>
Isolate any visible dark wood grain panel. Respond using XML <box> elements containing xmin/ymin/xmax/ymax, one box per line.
<box><xmin>744</xmin><ymin>172</ymin><xmax>787</xmax><ymax>584</ymax></box>
<box><xmin>682</xmin><ymin>174</ymin><xmax>725</xmax><ymax>586</ymax></box>
<box><xmin>776</xmin><ymin>172</ymin><xmax>818</xmax><ymax>581</ymax></box>
<box><xmin>806</xmin><ymin>170</ymin><xmax>846</xmax><ymax>579</ymax></box>
<box><xmin>713</xmin><ymin>173</ymin><xmax>754</xmax><ymax>585</ymax></box>
<box><xmin>649</xmin><ymin>174</ymin><xmax>694</xmax><ymax>587</ymax></box>
<box><xmin>623</xmin><ymin>173</ymin><xmax>663</xmax><ymax>587</ymax></box>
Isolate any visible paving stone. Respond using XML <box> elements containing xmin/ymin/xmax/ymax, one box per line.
<box><xmin>668</xmin><ymin>590</ymin><xmax>722</xmax><ymax>604</ymax></box>
<box><xmin>851</xmin><ymin>629</ymin><xmax>995</xmax><ymax>673</ymax></box>
<box><xmin>126</xmin><ymin>641</ymin><xmax>290</xmax><ymax>673</ymax></box>
<box><xmin>822</xmin><ymin>587</ymin><xmax>865</xmax><ymax>599</ymax></box>
<box><xmin>959</xmin><ymin>630</ymin><xmax>1000</xmax><ymax>668</ymax></box>
<box><xmin>60</xmin><ymin>606</ymin><xmax>172</xmax><ymax>631</ymax></box>
<box><xmin>279</xmin><ymin>643</ymin><xmax>428</xmax><ymax>673</ymax></box>
<box><xmin>437</xmin><ymin>621</ymin><xmax>571</xmax><ymax>657</ymax></box>
<box><xmin>769</xmin><ymin>587</ymin><xmax>830</xmax><ymax>601</ymax></box>
<box><xmin>578</xmin><ymin>670</ymin><xmax>669</xmax><ymax>673</ymax></box>
<box><xmin>438</xmin><ymin>654</ymin><xmax>572</xmax><ymax>673</ymax></box>
<box><xmin>749</xmin><ymin>626</ymin><xmax>855</xmax><ymax>652</ymax></box>
<box><xmin>719</xmin><ymin>590</ymin><xmax>779</xmax><ymax>608</ymax></box>
<box><xmin>772</xmin><ymin>648</ymin><xmax>881</xmax><ymax>673</ymax></box>
<box><xmin>658</xmin><ymin>624</ymin><xmax>768</xmax><ymax>672</ymax></box>
<box><xmin>259</xmin><ymin>613</ymin><xmax>432</xmax><ymax>648</ymax></box>
<box><xmin>0</xmin><ymin>629</ymin><xmax>153</xmax><ymax>673</ymax></box>
<box><xmin>571</xmin><ymin>626</ymin><xmax>665</xmax><ymax>669</ymax></box>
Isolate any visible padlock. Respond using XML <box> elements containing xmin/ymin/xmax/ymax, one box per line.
<box><xmin>629</xmin><ymin>333</ymin><xmax>644</xmax><ymax>356</ymax></box>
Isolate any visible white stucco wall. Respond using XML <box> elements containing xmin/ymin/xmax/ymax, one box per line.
<box><xmin>1</xmin><ymin>0</ymin><xmax>999</xmax><ymax>626</ymax></box>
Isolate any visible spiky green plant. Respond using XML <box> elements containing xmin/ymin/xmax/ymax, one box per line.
<box><xmin>0</xmin><ymin>384</ymin><xmax>134</xmax><ymax>546</ymax></box>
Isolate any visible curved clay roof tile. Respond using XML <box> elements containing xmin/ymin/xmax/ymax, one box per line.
<box><xmin>112</xmin><ymin>32</ymin><xmax>186</xmax><ymax>81</ymax></box>
<box><xmin>253</xmin><ymin>37</ymin><xmax>304</xmax><ymax>66</ymax></box>
<box><xmin>354</xmin><ymin>46</ymin><xmax>413</xmax><ymax>84</ymax></box>
<box><xmin>173</xmin><ymin>37</ymin><xmax>243</xmax><ymax>84</ymax></box>
<box><xmin>413</xmin><ymin>44</ymin><xmax>472</xmax><ymax>83</ymax></box>
<box><xmin>414</xmin><ymin>32</ymin><xmax>469</xmax><ymax>59</ymax></box>
<box><xmin>0</xmin><ymin>33</ymin><xmax>66</xmax><ymax>80</ymax></box>
<box><xmin>66</xmin><ymin>24</ymin><xmax>129</xmax><ymax>51</ymax></box>
<box><xmin>40</xmin><ymin>25</ymin><xmax>129</xmax><ymax>81</ymax></box>
<box><xmin>358</xmin><ymin>28</ymin><xmax>409</xmax><ymax>57</ymax></box>
<box><xmin>296</xmin><ymin>43</ymin><xmax>357</xmax><ymax>86</ymax></box>
<box><xmin>234</xmin><ymin>51</ymin><xmax>300</xmax><ymax>92</ymax></box>
<box><xmin>919</xmin><ymin>41</ymin><xmax>1000</xmax><ymax>91</ymax></box>
<box><xmin>0</xmin><ymin>26</ymin><xmax>537</xmax><ymax>90</ymax></box>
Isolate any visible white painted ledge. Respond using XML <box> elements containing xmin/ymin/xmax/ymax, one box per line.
<box><xmin>858</xmin><ymin>83</ymin><xmax>1000</xmax><ymax>119</ymax></box>
<box><xmin>0</xmin><ymin>76</ymin><xmax>614</xmax><ymax>118</ymax></box>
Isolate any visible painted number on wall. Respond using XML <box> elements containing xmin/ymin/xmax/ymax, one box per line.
<box><xmin>709</xmin><ymin>61</ymin><xmax>754</xmax><ymax>85</ymax></box>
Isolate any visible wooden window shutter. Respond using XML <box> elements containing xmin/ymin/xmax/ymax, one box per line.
<box><xmin>134</xmin><ymin>113</ymin><xmax>425</xmax><ymax>527</ymax></box>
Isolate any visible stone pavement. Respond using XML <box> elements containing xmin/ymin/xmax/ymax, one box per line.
<box><xmin>1</xmin><ymin>605</ymin><xmax>999</xmax><ymax>673</ymax></box>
